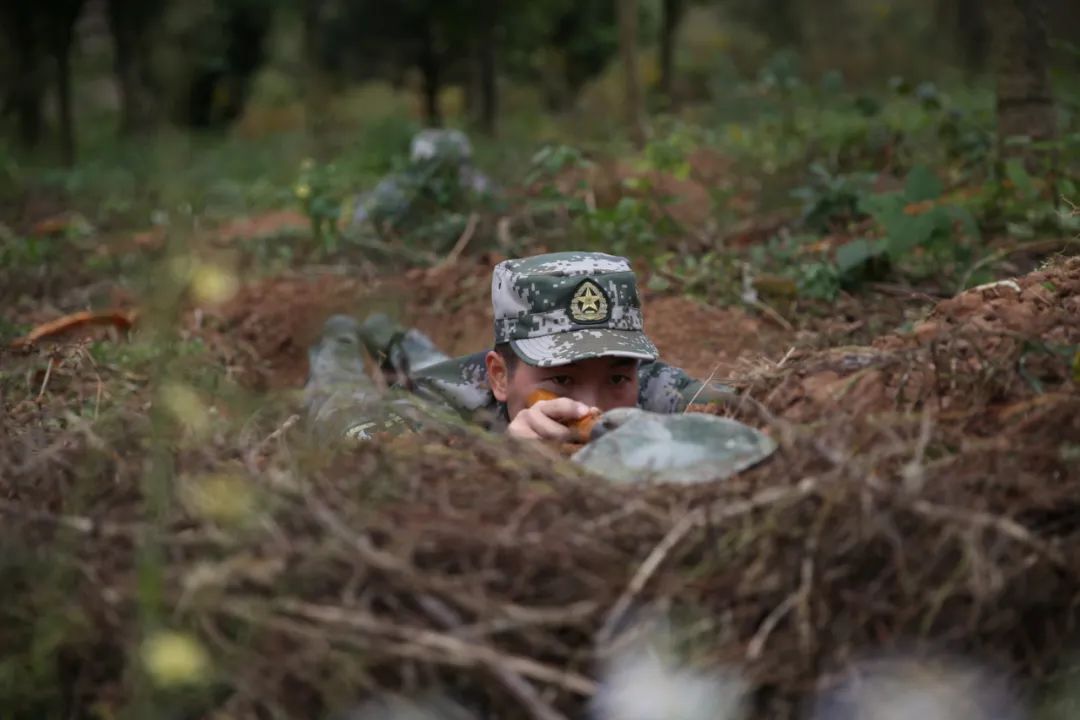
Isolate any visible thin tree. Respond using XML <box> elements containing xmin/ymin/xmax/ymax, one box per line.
<box><xmin>2</xmin><ymin>1</ymin><xmax>45</xmax><ymax>149</ymax></box>
<box><xmin>476</xmin><ymin>11</ymin><xmax>497</xmax><ymax>136</ymax></box>
<box><xmin>46</xmin><ymin>0</ymin><xmax>85</xmax><ymax>165</ymax></box>
<box><xmin>617</xmin><ymin>0</ymin><xmax>645</xmax><ymax>147</ymax></box>
<box><xmin>991</xmin><ymin>0</ymin><xmax>1056</xmax><ymax>168</ymax></box>
<box><xmin>659</xmin><ymin>0</ymin><xmax>683</xmax><ymax>106</ymax></box>
<box><xmin>106</xmin><ymin>0</ymin><xmax>158</xmax><ymax>135</ymax></box>
<box><xmin>417</xmin><ymin>13</ymin><xmax>443</xmax><ymax>127</ymax></box>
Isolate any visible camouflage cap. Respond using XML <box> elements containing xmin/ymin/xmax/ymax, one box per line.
<box><xmin>410</xmin><ymin>128</ymin><xmax>472</xmax><ymax>163</ymax></box>
<box><xmin>492</xmin><ymin>251</ymin><xmax>659</xmax><ymax>367</ymax></box>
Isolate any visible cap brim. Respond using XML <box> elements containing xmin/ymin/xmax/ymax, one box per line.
<box><xmin>510</xmin><ymin>329</ymin><xmax>658</xmax><ymax>368</ymax></box>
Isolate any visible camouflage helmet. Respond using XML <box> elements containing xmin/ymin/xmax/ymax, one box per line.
<box><xmin>492</xmin><ymin>251</ymin><xmax>659</xmax><ymax>367</ymax></box>
<box><xmin>409</xmin><ymin>129</ymin><xmax>473</xmax><ymax>164</ymax></box>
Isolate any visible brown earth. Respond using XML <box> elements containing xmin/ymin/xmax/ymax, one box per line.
<box><xmin>738</xmin><ymin>257</ymin><xmax>1080</xmax><ymax>423</ymax></box>
<box><xmin>3</xmin><ymin>251</ymin><xmax>1078</xmax><ymax>720</ymax></box>
<box><xmin>183</xmin><ymin>258</ymin><xmax>792</xmax><ymax>391</ymax></box>
<box><xmin>188</xmin><ymin>270</ymin><xmax>378</xmax><ymax>390</ymax></box>
<box><xmin>534</xmin><ymin>147</ymin><xmax>756</xmax><ymax>240</ymax></box>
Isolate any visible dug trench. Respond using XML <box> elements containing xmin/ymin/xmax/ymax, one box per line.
<box><xmin>1</xmin><ymin>256</ymin><xmax>1078</xmax><ymax>719</ymax></box>
<box><xmin>183</xmin><ymin>255</ymin><xmax>799</xmax><ymax>391</ymax></box>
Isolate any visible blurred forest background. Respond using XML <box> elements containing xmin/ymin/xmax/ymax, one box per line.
<box><xmin>4</xmin><ymin>0</ymin><xmax>1080</xmax><ymax>150</ymax></box>
<box><xmin>3</xmin><ymin>0</ymin><xmax>1080</xmax><ymax>301</ymax></box>
<box><xmin>3</xmin><ymin>3</ymin><xmax>1080</xmax><ymax>719</ymax></box>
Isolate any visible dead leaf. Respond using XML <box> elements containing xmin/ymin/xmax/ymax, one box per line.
<box><xmin>11</xmin><ymin>309</ymin><xmax>138</xmax><ymax>348</ymax></box>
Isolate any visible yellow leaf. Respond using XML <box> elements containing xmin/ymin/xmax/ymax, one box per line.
<box><xmin>160</xmin><ymin>382</ymin><xmax>210</xmax><ymax>437</ymax></box>
<box><xmin>141</xmin><ymin>631</ymin><xmax>211</xmax><ymax>687</ymax></box>
<box><xmin>181</xmin><ymin>473</ymin><xmax>256</xmax><ymax>525</ymax></box>
<box><xmin>191</xmin><ymin>263</ymin><xmax>239</xmax><ymax>305</ymax></box>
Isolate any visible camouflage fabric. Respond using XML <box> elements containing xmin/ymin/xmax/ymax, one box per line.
<box><xmin>358</xmin><ymin>312</ymin><xmax>451</xmax><ymax>386</ymax></box>
<box><xmin>303</xmin><ymin>314</ymin><xmax>419</xmax><ymax>441</ymax></box>
<box><xmin>492</xmin><ymin>252</ymin><xmax>658</xmax><ymax>367</ymax></box>
<box><xmin>303</xmin><ymin>313</ymin><xmax>777</xmax><ymax>482</ymax></box>
<box><xmin>304</xmin><ymin>314</ymin><xmax>736</xmax><ymax>439</ymax></box>
<box><xmin>351</xmin><ymin>128</ymin><xmax>494</xmax><ymax>230</ymax></box>
<box><xmin>409</xmin><ymin>129</ymin><xmax>473</xmax><ymax>163</ymax></box>
<box><xmin>573</xmin><ymin>407</ymin><xmax>777</xmax><ymax>484</ymax></box>
<box><xmin>408</xmin><ymin>351</ymin><xmax>736</xmax><ymax>433</ymax></box>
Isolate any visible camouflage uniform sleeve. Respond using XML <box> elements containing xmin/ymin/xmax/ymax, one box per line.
<box><xmin>305</xmin><ymin>380</ymin><xmax>423</xmax><ymax>442</ymax></box>
<box><xmin>408</xmin><ymin>352</ymin><xmax>508</xmax><ymax>432</ymax></box>
<box><xmin>637</xmin><ymin>361</ymin><xmax>735</xmax><ymax>414</ymax></box>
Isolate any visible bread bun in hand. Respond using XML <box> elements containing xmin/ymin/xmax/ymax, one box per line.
<box><xmin>526</xmin><ymin>389</ymin><xmax>600</xmax><ymax>443</ymax></box>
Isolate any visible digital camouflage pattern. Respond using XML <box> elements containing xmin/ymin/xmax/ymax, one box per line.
<box><xmin>572</xmin><ymin>407</ymin><xmax>778</xmax><ymax>484</ymax></box>
<box><xmin>358</xmin><ymin>312</ymin><xmax>451</xmax><ymax>385</ymax></box>
<box><xmin>409</xmin><ymin>129</ymin><xmax>473</xmax><ymax>164</ymax></box>
<box><xmin>304</xmin><ymin>313</ymin><xmax>777</xmax><ymax>481</ymax></box>
<box><xmin>351</xmin><ymin>128</ymin><xmax>494</xmax><ymax>231</ymax></box>
<box><xmin>303</xmin><ymin>314</ymin><xmax>419</xmax><ymax>441</ymax></box>
<box><xmin>408</xmin><ymin>351</ymin><xmax>736</xmax><ymax>432</ymax></box>
<box><xmin>492</xmin><ymin>252</ymin><xmax>659</xmax><ymax>367</ymax></box>
<box><xmin>303</xmin><ymin>313</ymin><xmax>736</xmax><ymax>439</ymax></box>
<box><xmin>301</xmin><ymin>250</ymin><xmax>778</xmax><ymax>481</ymax></box>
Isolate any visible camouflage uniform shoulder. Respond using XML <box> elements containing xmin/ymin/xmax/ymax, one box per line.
<box><xmin>637</xmin><ymin>361</ymin><xmax>735</xmax><ymax>414</ymax></box>
<box><xmin>409</xmin><ymin>351</ymin><xmax>506</xmax><ymax>430</ymax></box>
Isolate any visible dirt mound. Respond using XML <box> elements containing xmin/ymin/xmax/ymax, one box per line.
<box><xmin>397</xmin><ymin>259</ymin><xmax>495</xmax><ymax>357</ymax></box>
<box><xmin>3</xmin><ymin>260</ymin><xmax>1079</xmax><ymax>720</ymax></box>
<box><xmin>214</xmin><ymin>210</ymin><xmax>310</xmax><ymax>242</ymax></box>
<box><xmin>744</xmin><ymin>257</ymin><xmax>1080</xmax><ymax>423</ymax></box>
<box><xmin>3</xmin><ymin>365</ymin><xmax>1078</xmax><ymax>719</ymax></box>
<box><xmin>643</xmin><ymin>295</ymin><xmax>787</xmax><ymax>379</ymax></box>
<box><xmin>193</xmin><ymin>259</ymin><xmax>793</xmax><ymax>391</ymax></box>
<box><xmin>190</xmin><ymin>271</ymin><xmax>377</xmax><ymax>389</ymax></box>
<box><xmin>188</xmin><ymin>257</ymin><xmax>501</xmax><ymax>390</ymax></box>
<box><xmin>535</xmin><ymin>147</ymin><xmax>751</xmax><ymax>237</ymax></box>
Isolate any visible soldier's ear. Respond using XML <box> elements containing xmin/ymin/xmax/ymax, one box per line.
<box><xmin>485</xmin><ymin>350</ymin><xmax>509</xmax><ymax>402</ymax></box>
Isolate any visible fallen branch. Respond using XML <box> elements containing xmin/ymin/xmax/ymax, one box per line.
<box><xmin>434</xmin><ymin>212</ymin><xmax>480</xmax><ymax>270</ymax></box>
<box><xmin>11</xmin><ymin>309</ymin><xmax>138</xmax><ymax>348</ymax></box>
<box><xmin>243</xmin><ymin>599</ymin><xmax>599</xmax><ymax>697</ymax></box>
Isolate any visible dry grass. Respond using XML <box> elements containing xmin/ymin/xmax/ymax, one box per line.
<box><xmin>1</xmin><ymin>259</ymin><xmax>1078</xmax><ymax>719</ymax></box>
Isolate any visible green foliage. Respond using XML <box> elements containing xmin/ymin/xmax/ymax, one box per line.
<box><xmin>860</xmin><ymin>167</ymin><xmax>972</xmax><ymax>259</ymax></box>
<box><xmin>795</xmin><ymin>260</ymin><xmax>843</xmax><ymax>300</ymax></box>
<box><xmin>640</xmin><ymin>122</ymin><xmax>699</xmax><ymax>179</ymax></box>
<box><xmin>792</xmin><ymin>163</ymin><xmax>876</xmax><ymax>232</ymax></box>
<box><xmin>525</xmin><ymin>143</ymin><xmax>593</xmax><ymax>187</ymax></box>
<box><xmin>525</xmin><ymin>142</ymin><xmax>682</xmax><ymax>258</ymax></box>
<box><xmin>0</xmin><ymin>551</ymin><xmax>94</xmax><ymax>717</ymax></box>
<box><xmin>750</xmin><ymin>160</ymin><xmax>991</xmax><ymax>300</ymax></box>
<box><xmin>651</xmin><ymin>250</ymin><xmax>740</xmax><ymax>302</ymax></box>
<box><xmin>577</xmin><ymin>194</ymin><xmax>664</xmax><ymax>258</ymax></box>
<box><xmin>0</xmin><ymin>232</ymin><xmax>62</xmax><ymax>271</ymax></box>
<box><xmin>294</xmin><ymin>157</ymin><xmax>347</xmax><ymax>253</ymax></box>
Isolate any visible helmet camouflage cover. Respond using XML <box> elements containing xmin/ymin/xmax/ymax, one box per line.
<box><xmin>492</xmin><ymin>251</ymin><xmax>659</xmax><ymax>367</ymax></box>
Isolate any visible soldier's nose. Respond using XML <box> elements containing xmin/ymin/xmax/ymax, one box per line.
<box><xmin>571</xmin><ymin>387</ymin><xmax>599</xmax><ymax>409</ymax></box>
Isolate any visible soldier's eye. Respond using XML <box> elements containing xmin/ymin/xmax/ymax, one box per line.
<box><xmin>549</xmin><ymin>376</ymin><xmax>573</xmax><ymax>386</ymax></box>
<box><xmin>610</xmin><ymin>374</ymin><xmax>632</xmax><ymax>385</ymax></box>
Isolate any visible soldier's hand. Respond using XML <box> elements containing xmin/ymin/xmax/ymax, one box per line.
<box><xmin>507</xmin><ymin>398</ymin><xmax>598</xmax><ymax>441</ymax></box>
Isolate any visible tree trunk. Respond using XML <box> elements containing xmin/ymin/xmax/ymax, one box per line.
<box><xmin>659</xmin><ymin>0</ymin><xmax>682</xmax><ymax>104</ymax></box>
<box><xmin>617</xmin><ymin>0</ymin><xmax>645</xmax><ymax>147</ymax></box>
<box><xmin>51</xmin><ymin>0</ymin><xmax>84</xmax><ymax>165</ymax></box>
<box><xmin>302</xmin><ymin>0</ymin><xmax>331</xmax><ymax>145</ymax></box>
<box><xmin>477</xmin><ymin>16</ymin><xmax>497</xmax><ymax>136</ymax></box>
<box><xmin>465</xmin><ymin>37</ymin><xmax>481</xmax><ymax>125</ymax></box>
<box><xmin>991</xmin><ymin>0</ymin><xmax>1056</xmax><ymax>166</ymax></box>
<box><xmin>5</xmin><ymin>3</ymin><xmax>44</xmax><ymax>148</ymax></box>
<box><xmin>419</xmin><ymin>17</ymin><xmax>442</xmax><ymax>127</ymax></box>
<box><xmin>767</xmin><ymin>0</ymin><xmax>801</xmax><ymax>47</ymax></box>
<box><xmin>56</xmin><ymin>32</ymin><xmax>75</xmax><ymax>165</ymax></box>
<box><xmin>106</xmin><ymin>0</ymin><xmax>143</xmax><ymax>135</ymax></box>
<box><xmin>953</xmin><ymin>0</ymin><xmax>989</xmax><ymax>77</ymax></box>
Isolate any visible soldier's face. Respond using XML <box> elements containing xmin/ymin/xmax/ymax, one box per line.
<box><xmin>486</xmin><ymin>352</ymin><xmax>640</xmax><ymax>420</ymax></box>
